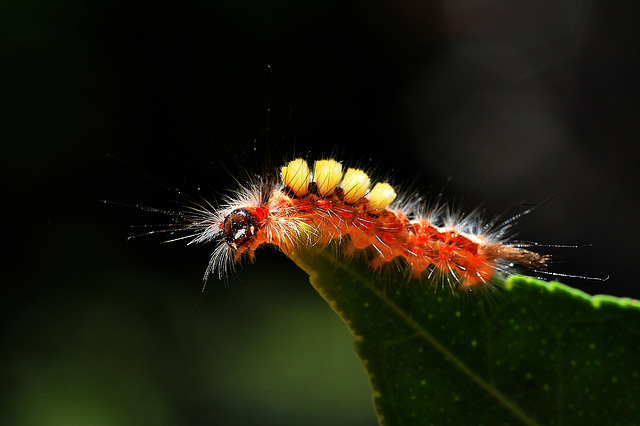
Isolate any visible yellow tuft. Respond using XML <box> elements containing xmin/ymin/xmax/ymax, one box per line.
<box><xmin>313</xmin><ymin>159</ymin><xmax>343</xmax><ymax>196</ymax></box>
<box><xmin>366</xmin><ymin>182</ymin><xmax>396</xmax><ymax>212</ymax></box>
<box><xmin>341</xmin><ymin>168</ymin><xmax>371</xmax><ymax>203</ymax></box>
<box><xmin>281</xmin><ymin>159</ymin><xmax>311</xmax><ymax>196</ymax></box>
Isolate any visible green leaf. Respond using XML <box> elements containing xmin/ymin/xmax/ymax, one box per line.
<box><xmin>290</xmin><ymin>247</ymin><xmax>640</xmax><ymax>426</ymax></box>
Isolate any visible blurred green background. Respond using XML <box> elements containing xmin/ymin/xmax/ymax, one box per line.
<box><xmin>2</xmin><ymin>0</ymin><xmax>639</xmax><ymax>424</ymax></box>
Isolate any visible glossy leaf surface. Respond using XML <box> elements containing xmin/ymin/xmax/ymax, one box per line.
<box><xmin>291</xmin><ymin>248</ymin><xmax>640</xmax><ymax>425</ymax></box>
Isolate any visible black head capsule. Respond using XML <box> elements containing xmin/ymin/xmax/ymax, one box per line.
<box><xmin>223</xmin><ymin>208</ymin><xmax>260</xmax><ymax>250</ymax></box>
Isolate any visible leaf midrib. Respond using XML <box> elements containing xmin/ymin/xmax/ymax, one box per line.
<box><xmin>317</xmin><ymin>250</ymin><xmax>539</xmax><ymax>426</ymax></box>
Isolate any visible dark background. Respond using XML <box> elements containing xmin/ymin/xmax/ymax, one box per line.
<box><xmin>2</xmin><ymin>1</ymin><xmax>639</xmax><ymax>424</ymax></box>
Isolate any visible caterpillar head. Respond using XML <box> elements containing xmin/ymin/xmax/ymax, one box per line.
<box><xmin>222</xmin><ymin>208</ymin><xmax>261</xmax><ymax>251</ymax></box>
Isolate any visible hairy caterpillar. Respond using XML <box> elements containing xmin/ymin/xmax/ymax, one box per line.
<box><xmin>166</xmin><ymin>158</ymin><xmax>551</xmax><ymax>290</ymax></box>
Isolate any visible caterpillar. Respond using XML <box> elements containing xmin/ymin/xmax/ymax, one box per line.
<box><xmin>171</xmin><ymin>157</ymin><xmax>550</xmax><ymax>290</ymax></box>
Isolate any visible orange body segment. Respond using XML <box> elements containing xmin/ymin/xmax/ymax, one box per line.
<box><xmin>215</xmin><ymin>158</ymin><xmax>548</xmax><ymax>289</ymax></box>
